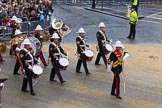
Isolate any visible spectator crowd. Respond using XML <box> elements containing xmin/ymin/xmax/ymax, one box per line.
<box><xmin>0</xmin><ymin>0</ymin><xmax>53</xmax><ymax>27</ymax></box>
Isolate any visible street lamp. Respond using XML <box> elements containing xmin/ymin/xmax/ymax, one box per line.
<box><xmin>92</xmin><ymin>0</ymin><xmax>96</xmax><ymax>8</ymax></box>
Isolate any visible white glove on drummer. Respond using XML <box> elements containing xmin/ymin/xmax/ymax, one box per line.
<box><xmin>107</xmin><ymin>64</ymin><xmax>112</xmax><ymax>73</ymax></box>
<box><xmin>37</xmin><ymin>59</ymin><xmax>41</xmax><ymax>65</ymax></box>
<box><xmin>123</xmin><ymin>52</ymin><xmax>130</xmax><ymax>61</ymax></box>
<box><xmin>28</xmin><ymin>65</ymin><xmax>33</xmax><ymax>70</ymax></box>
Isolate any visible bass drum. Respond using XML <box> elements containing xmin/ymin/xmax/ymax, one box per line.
<box><xmin>20</xmin><ymin>37</ymin><xmax>41</xmax><ymax>56</ymax></box>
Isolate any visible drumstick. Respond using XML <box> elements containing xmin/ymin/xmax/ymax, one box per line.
<box><xmin>124</xmin><ymin>81</ymin><xmax>126</xmax><ymax>94</ymax></box>
<box><xmin>122</xmin><ymin>62</ymin><xmax>126</xmax><ymax>94</ymax></box>
<box><xmin>33</xmin><ymin>78</ymin><xmax>39</xmax><ymax>87</ymax></box>
<box><xmin>109</xmin><ymin>39</ymin><xmax>112</xmax><ymax>44</ymax></box>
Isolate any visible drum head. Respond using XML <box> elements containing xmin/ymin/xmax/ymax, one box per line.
<box><xmin>84</xmin><ymin>50</ymin><xmax>94</xmax><ymax>57</ymax></box>
<box><xmin>29</xmin><ymin>37</ymin><xmax>41</xmax><ymax>56</ymax></box>
<box><xmin>33</xmin><ymin>65</ymin><xmax>43</xmax><ymax>75</ymax></box>
<box><xmin>105</xmin><ymin>44</ymin><xmax>113</xmax><ymax>52</ymax></box>
<box><xmin>59</xmin><ymin>58</ymin><xmax>69</xmax><ymax>66</ymax></box>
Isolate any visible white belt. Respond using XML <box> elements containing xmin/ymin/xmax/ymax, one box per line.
<box><xmin>54</xmin><ymin>53</ymin><xmax>60</xmax><ymax>56</ymax></box>
<box><xmin>79</xmin><ymin>45</ymin><xmax>85</xmax><ymax>47</ymax></box>
<box><xmin>25</xmin><ymin>60</ymin><xmax>33</xmax><ymax>62</ymax></box>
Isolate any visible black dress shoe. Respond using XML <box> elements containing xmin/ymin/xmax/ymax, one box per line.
<box><xmin>126</xmin><ymin>36</ymin><xmax>131</xmax><ymax>39</ymax></box>
<box><xmin>76</xmin><ymin>71</ymin><xmax>82</xmax><ymax>73</ymax></box>
<box><xmin>116</xmin><ymin>96</ymin><xmax>122</xmax><ymax>100</ymax></box>
<box><xmin>14</xmin><ymin>73</ymin><xmax>21</xmax><ymax>75</ymax></box>
<box><xmin>44</xmin><ymin>64</ymin><xmax>48</xmax><ymax>67</ymax></box>
<box><xmin>95</xmin><ymin>64</ymin><xmax>101</xmax><ymax>66</ymax></box>
<box><xmin>31</xmin><ymin>92</ymin><xmax>36</xmax><ymax>96</ymax></box>
<box><xmin>22</xmin><ymin>89</ymin><xmax>29</xmax><ymax>92</ymax></box>
<box><xmin>61</xmin><ymin>80</ymin><xmax>66</xmax><ymax>84</ymax></box>
<box><xmin>0</xmin><ymin>60</ymin><xmax>5</xmax><ymax>62</ymax></box>
<box><xmin>50</xmin><ymin>79</ymin><xmax>57</xmax><ymax>82</ymax></box>
<box><xmin>86</xmin><ymin>72</ymin><xmax>91</xmax><ymax>75</ymax></box>
<box><xmin>111</xmin><ymin>93</ymin><xmax>116</xmax><ymax>96</ymax></box>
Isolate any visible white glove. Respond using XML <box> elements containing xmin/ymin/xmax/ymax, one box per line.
<box><xmin>123</xmin><ymin>53</ymin><xmax>130</xmax><ymax>61</ymax></box>
<box><xmin>102</xmin><ymin>40</ymin><xmax>106</xmax><ymax>43</ymax></box>
<box><xmin>28</xmin><ymin>65</ymin><xmax>33</xmax><ymax>70</ymax></box>
<box><xmin>40</xmin><ymin>36</ymin><xmax>43</xmax><ymax>38</ymax></box>
<box><xmin>37</xmin><ymin>59</ymin><xmax>41</xmax><ymax>65</ymax></box>
<box><xmin>107</xmin><ymin>64</ymin><xmax>112</xmax><ymax>73</ymax></box>
<box><xmin>109</xmin><ymin>39</ymin><xmax>112</xmax><ymax>44</ymax></box>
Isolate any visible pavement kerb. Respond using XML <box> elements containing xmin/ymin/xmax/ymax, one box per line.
<box><xmin>84</xmin><ymin>7</ymin><xmax>129</xmax><ymax>20</ymax></box>
<box><xmin>85</xmin><ymin>7</ymin><xmax>144</xmax><ymax>20</ymax></box>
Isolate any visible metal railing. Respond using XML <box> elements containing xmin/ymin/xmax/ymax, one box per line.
<box><xmin>52</xmin><ymin>0</ymin><xmax>162</xmax><ymax>3</ymax></box>
<box><xmin>0</xmin><ymin>19</ymin><xmax>51</xmax><ymax>38</ymax></box>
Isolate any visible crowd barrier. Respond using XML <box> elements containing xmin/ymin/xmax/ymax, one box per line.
<box><xmin>0</xmin><ymin>19</ymin><xmax>51</xmax><ymax>38</ymax></box>
<box><xmin>53</xmin><ymin>0</ymin><xmax>162</xmax><ymax>4</ymax></box>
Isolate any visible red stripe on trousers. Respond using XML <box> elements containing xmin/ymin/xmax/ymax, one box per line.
<box><xmin>40</xmin><ymin>52</ymin><xmax>46</xmax><ymax>66</ymax></box>
<box><xmin>114</xmin><ymin>72</ymin><xmax>119</xmax><ymax>96</ymax></box>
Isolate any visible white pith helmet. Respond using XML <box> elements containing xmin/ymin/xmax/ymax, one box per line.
<box><xmin>22</xmin><ymin>39</ymin><xmax>31</xmax><ymax>45</ymax></box>
<box><xmin>14</xmin><ymin>29</ymin><xmax>22</xmax><ymax>36</ymax></box>
<box><xmin>51</xmin><ymin>33</ymin><xmax>60</xmax><ymax>39</ymax></box>
<box><xmin>115</xmin><ymin>40</ymin><xmax>124</xmax><ymax>48</ymax></box>
<box><xmin>77</xmin><ymin>27</ymin><xmax>86</xmax><ymax>33</ymax></box>
<box><xmin>11</xmin><ymin>15</ymin><xmax>17</xmax><ymax>21</ymax></box>
<box><xmin>98</xmin><ymin>22</ymin><xmax>106</xmax><ymax>28</ymax></box>
<box><xmin>35</xmin><ymin>24</ymin><xmax>43</xmax><ymax>31</ymax></box>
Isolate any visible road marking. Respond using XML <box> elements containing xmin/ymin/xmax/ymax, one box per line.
<box><xmin>146</xmin><ymin>12</ymin><xmax>162</xmax><ymax>20</ymax></box>
<box><xmin>140</xmin><ymin>20</ymin><xmax>162</xmax><ymax>25</ymax></box>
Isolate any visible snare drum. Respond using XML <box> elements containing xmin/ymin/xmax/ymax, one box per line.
<box><xmin>32</xmin><ymin>65</ymin><xmax>43</xmax><ymax>79</ymax></box>
<box><xmin>104</xmin><ymin>44</ymin><xmax>113</xmax><ymax>55</ymax></box>
<box><xmin>59</xmin><ymin>58</ymin><xmax>69</xmax><ymax>71</ymax></box>
<box><xmin>83</xmin><ymin>50</ymin><xmax>94</xmax><ymax>62</ymax></box>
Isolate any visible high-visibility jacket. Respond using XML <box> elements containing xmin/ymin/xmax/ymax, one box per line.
<box><xmin>129</xmin><ymin>11</ymin><xmax>138</xmax><ymax>24</ymax></box>
<box><xmin>132</xmin><ymin>0</ymin><xmax>139</xmax><ymax>6</ymax></box>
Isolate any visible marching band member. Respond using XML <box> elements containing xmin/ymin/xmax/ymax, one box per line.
<box><xmin>95</xmin><ymin>22</ymin><xmax>110</xmax><ymax>67</ymax></box>
<box><xmin>20</xmin><ymin>38</ymin><xmax>37</xmax><ymax>96</ymax></box>
<box><xmin>13</xmin><ymin>47</ymin><xmax>23</xmax><ymax>75</ymax></box>
<box><xmin>107</xmin><ymin>40</ymin><xmax>129</xmax><ymax>100</ymax></box>
<box><xmin>75</xmin><ymin>28</ymin><xmax>90</xmax><ymax>75</ymax></box>
<box><xmin>10</xmin><ymin>15</ymin><xmax>18</xmax><ymax>36</ymax></box>
<box><xmin>48</xmin><ymin>33</ymin><xmax>67</xmax><ymax>84</ymax></box>
<box><xmin>48</xmin><ymin>19</ymin><xmax>63</xmax><ymax>42</ymax></box>
<box><xmin>34</xmin><ymin>24</ymin><xmax>48</xmax><ymax>67</ymax></box>
<box><xmin>10</xmin><ymin>29</ymin><xmax>23</xmax><ymax>55</ymax></box>
<box><xmin>35</xmin><ymin>24</ymin><xmax>43</xmax><ymax>43</ymax></box>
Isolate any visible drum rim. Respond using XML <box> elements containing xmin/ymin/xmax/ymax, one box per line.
<box><xmin>59</xmin><ymin>58</ymin><xmax>69</xmax><ymax>66</ymax></box>
<box><xmin>105</xmin><ymin>44</ymin><xmax>113</xmax><ymax>52</ymax></box>
<box><xmin>84</xmin><ymin>50</ymin><xmax>94</xmax><ymax>57</ymax></box>
<box><xmin>32</xmin><ymin>65</ymin><xmax>43</xmax><ymax>75</ymax></box>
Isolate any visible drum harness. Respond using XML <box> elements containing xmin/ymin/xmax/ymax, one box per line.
<box><xmin>112</xmin><ymin>50</ymin><xmax>124</xmax><ymax>68</ymax></box>
<box><xmin>51</xmin><ymin>42</ymin><xmax>61</xmax><ymax>60</ymax></box>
